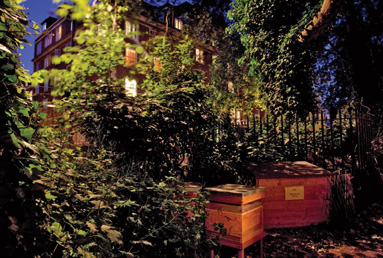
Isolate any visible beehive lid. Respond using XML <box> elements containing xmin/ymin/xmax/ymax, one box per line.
<box><xmin>246</xmin><ymin>161</ymin><xmax>332</xmax><ymax>179</ymax></box>
<box><xmin>205</xmin><ymin>184</ymin><xmax>265</xmax><ymax>198</ymax></box>
<box><xmin>181</xmin><ymin>182</ymin><xmax>202</xmax><ymax>192</ymax></box>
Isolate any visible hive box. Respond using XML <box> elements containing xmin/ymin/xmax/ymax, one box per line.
<box><xmin>247</xmin><ymin>161</ymin><xmax>332</xmax><ymax>229</ymax></box>
<box><xmin>205</xmin><ymin>184</ymin><xmax>266</xmax><ymax>254</ymax></box>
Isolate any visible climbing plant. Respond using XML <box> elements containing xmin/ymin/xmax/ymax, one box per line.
<box><xmin>0</xmin><ymin>0</ymin><xmax>48</xmax><ymax>256</ymax></box>
<box><xmin>228</xmin><ymin>0</ymin><xmax>323</xmax><ymax>115</ymax></box>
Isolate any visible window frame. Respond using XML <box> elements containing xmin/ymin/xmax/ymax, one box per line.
<box><xmin>174</xmin><ymin>18</ymin><xmax>183</xmax><ymax>30</ymax></box>
<box><xmin>45</xmin><ymin>34</ymin><xmax>52</xmax><ymax>47</ymax></box>
<box><xmin>196</xmin><ymin>48</ymin><xmax>204</xmax><ymax>64</ymax></box>
<box><xmin>44</xmin><ymin>80</ymin><xmax>49</xmax><ymax>92</ymax></box>
<box><xmin>44</xmin><ymin>55</ymin><xmax>51</xmax><ymax>68</ymax></box>
<box><xmin>36</xmin><ymin>41</ymin><xmax>42</xmax><ymax>55</ymax></box>
<box><xmin>125</xmin><ymin>48</ymin><xmax>137</xmax><ymax>66</ymax></box>
<box><xmin>125</xmin><ymin>21</ymin><xmax>138</xmax><ymax>40</ymax></box>
<box><xmin>56</xmin><ymin>25</ymin><xmax>62</xmax><ymax>41</ymax></box>
<box><xmin>125</xmin><ymin>78</ymin><xmax>137</xmax><ymax>97</ymax></box>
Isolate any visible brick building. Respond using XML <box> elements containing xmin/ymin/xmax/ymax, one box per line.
<box><xmin>31</xmin><ymin>1</ymin><xmax>215</xmax><ymax>103</ymax></box>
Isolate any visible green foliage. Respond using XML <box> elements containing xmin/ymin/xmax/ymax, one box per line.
<box><xmin>32</xmin><ymin>1</ymin><xmax>233</xmax><ymax>257</ymax></box>
<box><xmin>0</xmin><ymin>1</ymin><xmax>50</xmax><ymax>256</ymax></box>
<box><xmin>208</xmin><ymin>35</ymin><xmax>266</xmax><ymax>115</ymax></box>
<box><xmin>228</xmin><ymin>0</ymin><xmax>323</xmax><ymax>115</ymax></box>
<box><xmin>34</xmin><ymin>125</ymin><xmax>210</xmax><ymax>257</ymax></box>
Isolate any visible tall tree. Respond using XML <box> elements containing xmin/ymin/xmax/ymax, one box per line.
<box><xmin>186</xmin><ymin>0</ymin><xmax>265</xmax><ymax>114</ymax></box>
<box><xmin>228</xmin><ymin>0</ymin><xmax>323</xmax><ymax>116</ymax></box>
<box><xmin>314</xmin><ymin>0</ymin><xmax>383</xmax><ymax>113</ymax></box>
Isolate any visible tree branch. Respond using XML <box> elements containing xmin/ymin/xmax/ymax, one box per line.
<box><xmin>298</xmin><ymin>0</ymin><xmax>344</xmax><ymax>45</ymax></box>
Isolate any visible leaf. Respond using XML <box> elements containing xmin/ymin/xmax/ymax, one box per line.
<box><xmin>32</xmin><ymin>22</ymin><xmax>40</xmax><ymax>30</ymax></box>
<box><xmin>20</xmin><ymin>128</ymin><xmax>35</xmax><ymax>141</ymax></box>
<box><xmin>1</xmin><ymin>63</ymin><xmax>14</xmax><ymax>71</ymax></box>
<box><xmin>136</xmin><ymin>46</ymin><xmax>143</xmax><ymax>54</ymax></box>
<box><xmin>10</xmin><ymin>133</ymin><xmax>19</xmax><ymax>148</ymax></box>
<box><xmin>131</xmin><ymin>240</ymin><xmax>153</xmax><ymax>246</ymax></box>
<box><xmin>90</xmin><ymin>200</ymin><xmax>109</xmax><ymax>209</ymax></box>
<box><xmin>29</xmin><ymin>164</ymin><xmax>44</xmax><ymax>172</ymax></box>
<box><xmin>45</xmin><ymin>191</ymin><xmax>57</xmax><ymax>200</ymax></box>
<box><xmin>6</xmin><ymin>74</ymin><xmax>17</xmax><ymax>83</ymax></box>
<box><xmin>18</xmin><ymin>106</ymin><xmax>30</xmax><ymax>116</ymax></box>
<box><xmin>77</xmin><ymin>229</ymin><xmax>88</xmax><ymax>236</ymax></box>
<box><xmin>52</xmin><ymin>55</ymin><xmax>61</xmax><ymax>65</ymax></box>
<box><xmin>86</xmin><ymin>221</ymin><xmax>98</xmax><ymax>233</ymax></box>
<box><xmin>101</xmin><ymin>225</ymin><xmax>112</xmax><ymax>232</ymax></box>
<box><xmin>106</xmin><ymin>229</ymin><xmax>123</xmax><ymax>245</ymax></box>
<box><xmin>77</xmin><ymin>247</ymin><xmax>97</xmax><ymax>258</ymax></box>
<box><xmin>89</xmin><ymin>194</ymin><xmax>103</xmax><ymax>200</ymax></box>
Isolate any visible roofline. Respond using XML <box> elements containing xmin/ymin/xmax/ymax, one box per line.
<box><xmin>35</xmin><ymin>16</ymin><xmax>69</xmax><ymax>43</ymax></box>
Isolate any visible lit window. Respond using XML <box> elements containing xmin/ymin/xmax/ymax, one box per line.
<box><xmin>56</xmin><ymin>25</ymin><xmax>62</xmax><ymax>41</ymax></box>
<box><xmin>36</xmin><ymin>42</ymin><xmax>42</xmax><ymax>55</ymax></box>
<box><xmin>54</xmin><ymin>49</ymin><xmax>61</xmax><ymax>56</ymax></box>
<box><xmin>125</xmin><ymin>78</ymin><xmax>137</xmax><ymax>97</ymax></box>
<box><xmin>42</xmin><ymin>22</ymin><xmax>47</xmax><ymax>31</ymax></box>
<box><xmin>70</xmin><ymin>21</ymin><xmax>73</xmax><ymax>31</ymax></box>
<box><xmin>44</xmin><ymin>80</ymin><xmax>49</xmax><ymax>92</ymax></box>
<box><xmin>154</xmin><ymin>57</ymin><xmax>161</xmax><ymax>71</ymax></box>
<box><xmin>174</xmin><ymin>18</ymin><xmax>183</xmax><ymax>30</ymax></box>
<box><xmin>125</xmin><ymin>21</ymin><xmax>138</xmax><ymax>39</ymax></box>
<box><xmin>196</xmin><ymin>48</ymin><xmax>204</xmax><ymax>64</ymax></box>
<box><xmin>125</xmin><ymin>48</ymin><xmax>137</xmax><ymax>66</ymax></box>
<box><xmin>45</xmin><ymin>34</ymin><xmax>52</xmax><ymax>46</ymax></box>
<box><xmin>44</xmin><ymin>55</ymin><xmax>51</xmax><ymax>68</ymax></box>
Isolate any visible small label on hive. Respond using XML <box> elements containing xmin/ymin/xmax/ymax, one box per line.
<box><xmin>285</xmin><ymin>186</ymin><xmax>304</xmax><ymax>200</ymax></box>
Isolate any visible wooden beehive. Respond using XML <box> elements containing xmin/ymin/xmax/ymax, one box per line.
<box><xmin>247</xmin><ymin>161</ymin><xmax>332</xmax><ymax>229</ymax></box>
<box><xmin>205</xmin><ymin>184</ymin><xmax>265</xmax><ymax>250</ymax></box>
<box><xmin>180</xmin><ymin>182</ymin><xmax>202</xmax><ymax>198</ymax></box>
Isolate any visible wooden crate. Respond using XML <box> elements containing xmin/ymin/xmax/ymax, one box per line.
<box><xmin>205</xmin><ymin>184</ymin><xmax>266</xmax><ymax>250</ymax></box>
<box><xmin>247</xmin><ymin>161</ymin><xmax>332</xmax><ymax>229</ymax></box>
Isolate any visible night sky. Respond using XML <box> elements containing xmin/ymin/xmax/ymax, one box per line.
<box><xmin>19</xmin><ymin>0</ymin><xmax>61</xmax><ymax>74</ymax></box>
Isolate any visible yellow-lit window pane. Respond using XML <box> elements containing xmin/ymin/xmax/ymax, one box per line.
<box><xmin>126</xmin><ymin>48</ymin><xmax>136</xmax><ymax>66</ymax></box>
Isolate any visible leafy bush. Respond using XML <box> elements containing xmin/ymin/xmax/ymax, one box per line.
<box><xmin>0</xmin><ymin>1</ymin><xmax>50</xmax><ymax>257</ymax></box>
<box><xmin>34</xmin><ymin>125</ymin><xmax>210</xmax><ymax>257</ymax></box>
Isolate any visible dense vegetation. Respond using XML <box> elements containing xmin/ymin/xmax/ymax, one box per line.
<box><xmin>1</xmin><ymin>0</ymin><xmax>252</xmax><ymax>257</ymax></box>
<box><xmin>1</xmin><ymin>0</ymin><xmax>382</xmax><ymax>257</ymax></box>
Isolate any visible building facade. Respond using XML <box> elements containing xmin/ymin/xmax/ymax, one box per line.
<box><xmin>32</xmin><ymin>2</ymin><xmax>215</xmax><ymax>104</ymax></box>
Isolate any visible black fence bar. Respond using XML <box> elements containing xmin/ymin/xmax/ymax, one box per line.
<box><xmin>321</xmin><ymin>111</ymin><xmax>326</xmax><ymax>167</ymax></box>
<box><xmin>339</xmin><ymin>109</ymin><xmax>344</xmax><ymax>173</ymax></box>
<box><xmin>288</xmin><ymin>116</ymin><xmax>292</xmax><ymax>158</ymax></box>
<box><xmin>312</xmin><ymin>112</ymin><xmax>317</xmax><ymax>164</ymax></box>
<box><xmin>296</xmin><ymin>114</ymin><xmax>300</xmax><ymax>159</ymax></box>
<box><xmin>304</xmin><ymin>117</ymin><xmax>308</xmax><ymax>160</ymax></box>
<box><xmin>330</xmin><ymin>113</ymin><xmax>335</xmax><ymax>171</ymax></box>
<box><xmin>216</xmin><ymin>105</ymin><xmax>376</xmax><ymax>176</ymax></box>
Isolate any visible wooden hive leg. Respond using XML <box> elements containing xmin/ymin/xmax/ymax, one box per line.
<box><xmin>260</xmin><ymin>238</ymin><xmax>263</xmax><ymax>258</ymax></box>
<box><xmin>238</xmin><ymin>248</ymin><xmax>245</xmax><ymax>258</ymax></box>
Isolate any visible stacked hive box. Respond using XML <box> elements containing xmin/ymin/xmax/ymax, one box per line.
<box><xmin>205</xmin><ymin>184</ymin><xmax>266</xmax><ymax>258</ymax></box>
<box><xmin>247</xmin><ymin>161</ymin><xmax>332</xmax><ymax>229</ymax></box>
